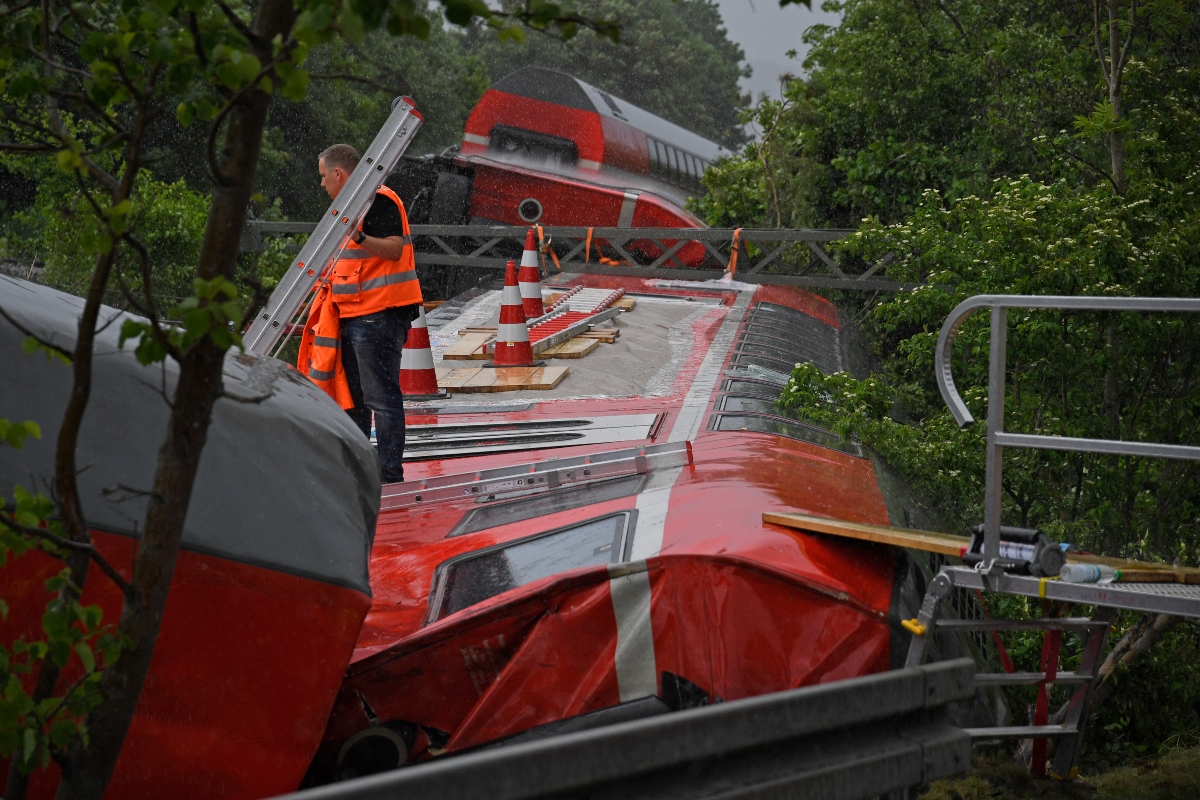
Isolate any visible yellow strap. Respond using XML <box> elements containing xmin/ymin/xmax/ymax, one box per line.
<box><xmin>1038</xmin><ymin>576</ymin><xmax>1058</xmax><ymax>598</ymax></box>
<box><xmin>901</xmin><ymin>618</ymin><xmax>926</xmax><ymax>636</ymax></box>
<box><xmin>584</xmin><ymin>227</ymin><xmax>594</xmax><ymax>266</ymax></box>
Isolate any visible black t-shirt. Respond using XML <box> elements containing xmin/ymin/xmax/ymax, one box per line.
<box><xmin>361</xmin><ymin>192</ymin><xmax>406</xmax><ymax>239</ymax></box>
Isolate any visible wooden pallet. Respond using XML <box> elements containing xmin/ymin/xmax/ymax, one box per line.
<box><xmin>435</xmin><ymin>365</ymin><xmax>569</xmax><ymax>393</ymax></box>
<box><xmin>442</xmin><ymin>331</ymin><xmax>493</xmax><ymax>360</ymax></box>
<box><xmin>540</xmin><ymin>337</ymin><xmax>599</xmax><ymax>359</ymax></box>
<box><xmin>578</xmin><ymin>328</ymin><xmax>619</xmax><ymax>343</ymax></box>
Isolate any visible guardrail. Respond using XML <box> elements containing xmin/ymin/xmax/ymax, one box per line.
<box><xmin>271</xmin><ymin>659</ymin><xmax>974</xmax><ymax>800</ymax></box>
<box><xmin>935</xmin><ymin>295</ymin><xmax>1200</xmax><ymax>568</ymax></box>
<box><xmin>240</xmin><ymin>222</ymin><xmax>912</xmax><ymax>292</ymax></box>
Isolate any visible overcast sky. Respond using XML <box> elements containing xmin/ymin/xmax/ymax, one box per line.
<box><xmin>714</xmin><ymin>0</ymin><xmax>842</xmax><ymax>101</ymax></box>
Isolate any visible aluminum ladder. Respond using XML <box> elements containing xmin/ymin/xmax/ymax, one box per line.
<box><xmin>243</xmin><ymin>97</ymin><xmax>424</xmax><ymax>357</ymax></box>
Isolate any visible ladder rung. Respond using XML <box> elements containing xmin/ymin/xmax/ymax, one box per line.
<box><xmin>976</xmin><ymin>671</ymin><xmax>1093</xmax><ymax>687</ymax></box>
<box><xmin>934</xmin><ymin>618</ymin><xmax>1107</xmax><ymax>632</ymax></box>
<box><xmin>965</xmin><ymin>725</ymin><xmax>1077</xmax><ymax>739</ymax></box>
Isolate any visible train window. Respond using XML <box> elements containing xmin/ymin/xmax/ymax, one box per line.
<box><xmin>429</xmin><ymin>512</ymin><xmax>636</xmax><ymax>621</ymax></box>
<box><xmin>447</xmin><ymin>474</ymin><xmax>648</xmax><ymax>537</ymax></box>
<box><xmin>670</xmin><ymin>147</ymin><xmax>682</xmax><ymax>182</ymax></box>
<box><xmin>720</xmin><ymin>378</ymin><xmax>783</xmax><ymax>400</ymax></box>
<box><xmin>717</xmin><ymin>396</ymin><xmax>780</xmax><ymax>415</ymax></box>
<box><xmin>709</xmin><ymin>413</ymin><xmax>862</xmax><ymax>456</ymax></box>
<box><xmin>489</xmin><ymin>124</ymin><xmax>578</xmax><ymax>169</ymax></box>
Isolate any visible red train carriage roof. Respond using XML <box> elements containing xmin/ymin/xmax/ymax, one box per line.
<box><xmin>462</xmin><ymin>67</ymin><xmax>732</xmax><ymax>192</ymax></box>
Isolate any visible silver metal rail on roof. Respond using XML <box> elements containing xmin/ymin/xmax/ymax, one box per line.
<box><xmin>935</xmin><ymin>294</ymin><xmax>1200</xmax><ymax>570</ymax></box>
<box><xmin>379</xmin><ymin>441</ymin><xmax>690</xmax><ymax>511</ymax></box>
<box><xmin>243</xmin><ymin>98</ymin><xmax>424</xmax><ymax>357</ymax></box>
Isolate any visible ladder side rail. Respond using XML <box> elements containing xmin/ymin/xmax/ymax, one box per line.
<box><xmin>244</xmin><ymin>98</ymin><xmax>424</xmax><ymax>355</ymax></box>
<box><xmin>934</xmin><ymin>295</ymin><xmax>1200</xmax><ymax>569</ymax></box>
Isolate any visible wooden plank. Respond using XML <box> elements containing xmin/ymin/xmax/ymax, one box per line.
<box><xmin>763</xmin><ymin>512</ymin><xmax>969</xmax><ymax>556</ymax></box>
<box><xmin>578</xmin><ymin>328</ymin><xmax>619</xmax><ymax>342</ymax></box>
<box><xmin>443</xmin><ymin>332</ymin><xmax>492</xmax><ymax>360</ymax></box>
<box><xmin>523</xmin><ymin>365</ymin><xmax>569</xmax><ymax>390</ymax></box>
<box><xmin>542</xmin><ymin>337</ymin><xmax>599</xmax><ymax>359</ymax></box>
<box><xmin>763</xmin><ymin>511</ymin><xmax>1200</xmax><ymax>579</ymax></box>
<box><xmin>613</xmin><ymin>296</ymin><xmax>636</xmax><ymax>311</ymax></box>
<box><xmin>436</xmin><ymin>367</ymin><xmax>483</xmax><ymax>389</ymax></box>
<box><xmin>452</xmin><ymin>367</ymin><xmax>542</xmax><ymax>393</ymax></box>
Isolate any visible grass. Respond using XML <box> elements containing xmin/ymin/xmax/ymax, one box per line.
<box><xmin>919</xmin><ymin>746</ymin><xmax>1200</xmax><ymax>800</ymax></box>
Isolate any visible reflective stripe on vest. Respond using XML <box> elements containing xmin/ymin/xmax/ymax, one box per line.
<box><xmin>331</xmin><ymin>270</ymin><xmax>419</xmax><ymax>294</ymax></box>
<box><xmin>308</xmin><ymin>366</ymin><xmax>336</xmax><ymax>381</ymax></box>
<box><xmin>330</xmin><ymin>187</ymin><xmax>421</xmax><ymax>317</ymax></box>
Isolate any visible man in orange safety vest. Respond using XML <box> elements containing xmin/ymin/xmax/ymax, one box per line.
<box><xmin>301</xmin><ymin>143</ymin><xmax>422</xmax><ymax>484</ymax></box>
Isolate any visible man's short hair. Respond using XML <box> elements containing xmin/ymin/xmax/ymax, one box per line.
<box><xmin>319</xmin><ymin>144</ymin><xmax>360</xmax><ymax>172</ymax></box>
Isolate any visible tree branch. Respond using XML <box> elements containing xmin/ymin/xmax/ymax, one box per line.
<box><xmin>0</xmin><ymin>303</ymin><xmax>74</xmax><ymax>361</ymax></box>
<box><xmin>212</xmin><ymin>0</ymin><xmax>262</xmax><ymax>46</ymax></box>
<box><xmin>1093</xmin><ymin>0</ymin><xmax>1111</xmax><ymax>89</ymax></box>
<box><xmin>0</xmin><ymin>516</ymin><xmax>132</xmax><ymax>598</ymax></box>
<box><xmin>1114</xmin><ymin>0</ymin><xmax>1137</xmax><ymax>91</ymax></box>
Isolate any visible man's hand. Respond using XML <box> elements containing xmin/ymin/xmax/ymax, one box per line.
<box><xmin>355</xmin><ymin>234</ymin><xmax>408</xmax><ymax>261</ymax></box>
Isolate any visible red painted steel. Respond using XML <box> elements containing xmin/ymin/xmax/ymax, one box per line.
<box><xmin>0</xmin><ymin>531</ymin><xmax>369</xmax><ymax>799</ymax></box>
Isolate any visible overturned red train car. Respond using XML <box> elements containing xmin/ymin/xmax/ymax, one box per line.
<box><xmin>393</xmin><ymin>68</ymin><xmax>730</xmax><ymax>260</ymax></box>
<box><xmin>301</xmin><ymin>275</ymin><xmax>951</xmax><ymax>783</ymax></box>
<box><xmin>0</xmin><ymin>277</ymin><xmax>381</xmax><ymax>799</ymax></box>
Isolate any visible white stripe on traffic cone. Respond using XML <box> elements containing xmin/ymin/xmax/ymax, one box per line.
<box><xmin>400</xmin><ymin>306</ymin><xmax>448</xmax><ymax>400</ymax></box>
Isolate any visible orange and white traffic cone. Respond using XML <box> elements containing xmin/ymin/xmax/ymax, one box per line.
<box><xmin>489</xmin><ymin>259</ymin><xmax>540</xmax><ymax>367</ymax></box>
<box><xmin>518</xmin><ymin>229</ymin><xmax>545</xmax><ymax>320</ymax></box>
<box><xmin>400</xmin><ymin>306</ymin><xmax>449</xmax><ymax>400</ymax></box>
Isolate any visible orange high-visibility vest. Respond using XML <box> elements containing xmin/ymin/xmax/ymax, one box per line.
<box><xmin>330</xmin><ymin>186</ymin><xmax>422</xmax><ymax>317</ymax></box>
<box><xmin>297</xmin><ymin>283</ymin><xmax>354</xmax><ymax>409</ymax></box>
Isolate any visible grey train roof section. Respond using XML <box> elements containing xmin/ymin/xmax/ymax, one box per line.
<box><xmin>0</xmin><ymin>276</ymin><xmax>380</xmax><ymax>595</ymax></box>
<box><xmin>491</xmin><ymin>67</ymin><xmax>732</xmax><ymax>164</ymax></box>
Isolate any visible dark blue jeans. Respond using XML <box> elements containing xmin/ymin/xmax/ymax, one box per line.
<box><xmin>340</xmin><ymin>306</ymin><xmax>412</xmax><ymax>484</ymax></box>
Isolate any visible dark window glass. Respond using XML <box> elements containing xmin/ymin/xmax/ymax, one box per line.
<box><xmin>449</xmin><ymin>474</ymin><xmax>647</xmax><ymax>537</ymax></box>
<box><xmin>730</xmin><ymin>352</ymin><xmax>807</xmax><ymax>374</ymax></box>
<box><xmin>710</xmin><ymin>413</ymin><xmax>862</xmax><ymax>456</ymax></box>
<box><xmin>432</xmin><ymin>514</ymin><xmax>633</xmax><ymax>620</ymax></box>
<box><xmin>489</xmin><ymin>124</ymin><xmax>578</xmax><ymax>169</ymax></box>
<box><xmin>718</xmin><ymin>395</ymin><xmax>782</xmax><ymax>415</ymax></box>
<box><xmin>721</xmin><ymin>379</ymin><xmax>783</xmax><ymax>400</ymax></box>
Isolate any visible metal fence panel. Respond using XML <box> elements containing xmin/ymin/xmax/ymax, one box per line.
<box><xmin>240</xmin><ymin>223</ymin><xmax>913</xmax><ymax>292</ymax></box>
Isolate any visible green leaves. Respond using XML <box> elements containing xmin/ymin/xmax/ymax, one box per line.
<box><xmin>1</xmin><ymin>476</ymin><xmax>120</xmax><ymax>776</ymax></box>
<box><xmin>119</xmin><ymin>275</ymin><xmax>245</xmax><ymax>364</ymax></box>
<box><xmin>1074</xmin><ymin>100</ymin><xmax>1134</xmax><ymax>140</ymax></box>
<box><xmin>213</xmin><ymin>47</ymin><xmax>263</xmax><ymax>91</ymax></box>
<box><xmin>0</xmin><ymin>420</ymin><xmax>40</xmax><ymax>450</ymax></box>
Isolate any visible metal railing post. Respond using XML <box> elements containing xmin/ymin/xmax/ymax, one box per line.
<box><xmin>983</xmin><ymin>306</ymin><xmax>1007</xmax><ymax>566</ymax></box>
<box><xmin>935</xmin><ymin>294</ymin><xmax>1200</xmax><ymax>573</ymax></box>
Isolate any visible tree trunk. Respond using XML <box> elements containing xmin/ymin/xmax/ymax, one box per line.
<box><xmin>53</xmin><ymin>1</ymin><xmax>296</xmax><ymax>797</ymax></box>
<box><xmin>1107</xmin><ymin>0</ymin><xmax>1126</xmax><ymax>196</ymax></box>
